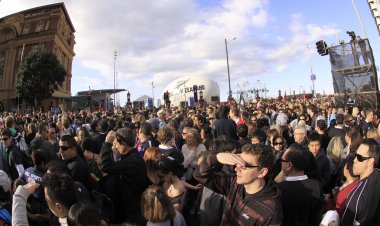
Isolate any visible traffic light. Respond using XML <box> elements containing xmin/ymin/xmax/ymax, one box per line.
<box><xmin>316</xmin><ymin>40</ymin><xmax>328</xmax><ymax>56</ymax></box>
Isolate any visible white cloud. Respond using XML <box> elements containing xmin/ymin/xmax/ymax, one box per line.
<box><xmin>0</xmin><ymin>0</ymin><xmax>343</xmax><ymax>101</ymax></box>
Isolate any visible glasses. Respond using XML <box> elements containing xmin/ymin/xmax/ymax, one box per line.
<box><xmin>355</xmin><ymin>153</ymin><xmax>373</xmax><ymax>162</ymax></box>
<box><xmin>281</xmin><ymin>158</ymin><xmax>291</xmax><ymax>163</ymax></box>
<box><xmin>59</xmin><ymin>146</ymin><xmax>72</xmax><ymax>151</ymax></box>
<box><xmin>238</xmin><ymin>161</ymin><xmax>260</xmax><ymax>170</ymax></box>
<box><xmin>273</xmin><ymin>142</ymin><xmax>284</xmax><ymax>146</ymax></box>
<box><xmin>182</xmin><ymin>132</ymin><xmax>187</xmax><ymax>135</ymax></box>
<box><xmin>0</xmin><ymin>137</ymin><xmax>9</xmax><ymax>141</ymax></box>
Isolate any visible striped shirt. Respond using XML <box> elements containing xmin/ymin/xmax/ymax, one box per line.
<box><xmin>193</xmin><ymin>154</ymin><xmax>282</xmax><ymax>226</ymax></box>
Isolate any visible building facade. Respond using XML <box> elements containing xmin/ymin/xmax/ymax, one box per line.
<box><xmin>0</xmin><ymin>3</ymin><xmax>75</xmax><ymax>112</ymax></box>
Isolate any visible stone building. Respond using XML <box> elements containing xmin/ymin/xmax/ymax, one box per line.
<box><xmin>0</xmin><ymin>3</ymin><xmax>75</xmax><ymax>112</ymax></box>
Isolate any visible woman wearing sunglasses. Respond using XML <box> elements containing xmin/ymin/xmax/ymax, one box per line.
<box><xmin>271</xmin><ymin>135</ymin><xmax>285</xmax><ymax>160</ymax></box>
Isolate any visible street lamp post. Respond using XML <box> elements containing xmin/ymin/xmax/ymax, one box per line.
<box><xmin>225</xmin><ymin>38</ymin><xmax>236</xmax><ymax>101</ymax></box>
<box><xmin>113</xmin><ymin>50</ymin><xmax>117</xmax><ymax>108</ymax></box>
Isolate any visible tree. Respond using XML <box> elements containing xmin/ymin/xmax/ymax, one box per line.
<box><xmin>16</xmin><ymin>46</ymin><xmax>67</xmax><ymax>109</ymax></box>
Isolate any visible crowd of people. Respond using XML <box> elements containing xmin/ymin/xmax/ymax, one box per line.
<box><xmin>0</xmin><ymin>95</ymin><xmax>379</xmax><ymax>226</ymax></box>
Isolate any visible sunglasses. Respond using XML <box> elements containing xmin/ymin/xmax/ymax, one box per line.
<box><xmin>0</xmin><ymin>137</ymin><xmax>9</xmax><ymax>141</ymax></box>
<box><xmin>281</xmin><ymin>158</ymin><xmax>291</xmax><ymax>163</ymax></box>
<box><xmin>59</xmin><ymin>146</ymin><xmax>72</xmax><ymax>151</ymax></box>
<box><xmin>355</xmin><ymin>153</ymin><xmax>373</xmax><ymax>162</ymax></box>
<box><xmin>238</xmin><ymin>160</ymin><xmax>260</xmax><ymax>170</ymax></box>
<box><xmin>273</xmin><ymin>142</ymin><xmax>284</xmax><ymax>146</ymax></box>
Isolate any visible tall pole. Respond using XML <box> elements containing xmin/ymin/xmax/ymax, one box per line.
<box><xmin>113</xmin><ymin>51</ymin><xmax>117</xmax><ymax>109</ymax></box>
<box><xmin>152</xmin><ymin>81</ymin><xmax>155</xmax><ymax>107</ymax></box>
<box><xmin>225</xmin><ymin>38</ymin><xmax>235</xmax><ymax>100</ymax></box>
<box><xmin>351</xmin><ymin>0</ymin><xmax>368</xmax><ymax>38</ymax></box>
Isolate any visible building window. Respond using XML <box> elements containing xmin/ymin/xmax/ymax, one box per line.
<box><xmin>22</xmin><ymin>24</ymin><xmax>30</xmax><ymax>35</ymax></box>
<box><xmin>35</xmin><ymin>22</ymin><xmax>44</xmax><ymax>32</ymax></box>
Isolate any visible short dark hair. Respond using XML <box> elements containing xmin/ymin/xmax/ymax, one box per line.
<box><xmin>46</xmin><ymin>160</ymin><xmax>70</xmax><ymax>175</ymax></box>
<box><xmin>237</xmin><ymin>124</ymin><xmax>248</xmax><ymax>138</ymax></box>
<box><xmin>285</xmin><ymin>144</ymin><xmax>310</xmax><ymax>171</ymax></box>
<box><xmin>0</xmin><ymin>128</ymin><xmax>12</xmax><ymax>138</ymax></box>
<box><xmin>60</xmin><ymin>134</ymin><xmax>76</xmax><ymax>148</ymax></box>
<box><xmin>241</xmin><ymin>144</ymin><xmax>274</xmax><ymax>172</ymax></box>
<box><xmin>362</xmin><ymin>138</ymin><xmax>380</xmax><ymax>164</ymax></box>
<box><xmin>218</xmin><ymin>106</ymin><xmax>230</xmax><ymax>119</ymax></box>
<box><xmin>308</xmin><ymin>133</ymin><xmax>321</xmax><ymax>144</ymax></box>
<box><xmin>251</xmin><ymin>129</ymin><xmax>267</xmax><ymax>143</ymax></box>
<box><xmin>336</xmin><ymin>114</ymin><xmax>344</xmax><ymax>125</ymax></box>
<box><xmin>68</xmin><ymin>201</ymin><xmax>101</xmax><ymax>226</ymax></box>
<box><xmin>32</xmin><ymin>149</ymin><xmax>47</xmax><ymax>166</ymax></box>
<box><xmin>43</xmin><ymin>173</ymin><xmax>76</xmax><ymax>209</ymax></box>
<box><xmin>116</xmin><ymin>128</ymin><xmax>135</xmax><ymax>147</ymax></box>
<box><xmin>139</xmin><ymin>122</ymin><xmax>152</xmax><ymax>136</ymax></box>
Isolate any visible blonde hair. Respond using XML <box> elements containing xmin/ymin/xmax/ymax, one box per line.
<box><xmin>327</xmin><ymin>137</ymin><xmax>343</xmax><ymax>164</ymax></box>
<box><xmin>186</xmin><ymin>128</ymin><xmax>202</xmax><ymax>145</ymax></box>
<box><xmin>141</xmin><ymin>185</ymin><xmax>176</xmax><ymax>222</ymax></box>
<box><xmin>367</xmin><ymin>128</ymin><xmax>379</xmax><ymax>140</ymax></box>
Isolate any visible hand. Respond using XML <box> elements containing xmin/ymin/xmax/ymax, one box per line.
<box><xmin>84</xmin><ymin>150</ymin><xmax>94</xmax><ymax>160</ymax></box>
<box><xmin>193</xmin><ymin>184</ymin><xmax>203</xmax><ymax>190</ymax></box>
<box><xmin>105</xmin><ymin>130</ymin><xmax>116</xmax><ymax>143</ymax></box>
<box><xmin>216</xmin><ymin>153</ymin><xmax>245</xmax><ymax>167</ymax></box>
<box><xmin>23</xmin><ymin>183</ymin><xmax>40</xmax><ymax>195</ymax></box>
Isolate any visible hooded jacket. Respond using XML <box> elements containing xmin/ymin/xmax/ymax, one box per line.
<box><xmin>194</xmin><ymin>154</ymin><xmax>282</xmax><ymax>226</ymax></box>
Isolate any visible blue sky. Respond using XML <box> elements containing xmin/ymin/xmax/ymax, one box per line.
<box><xmin>1</xmin><ymin>0</ymin><xmax>379</xmax><ymax>105</ymax></box>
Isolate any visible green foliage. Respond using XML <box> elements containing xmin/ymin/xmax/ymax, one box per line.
<box><xmin>16</xmin><ymin>46</ymin><xmax>67</xmax><ymax>107</ymax></box>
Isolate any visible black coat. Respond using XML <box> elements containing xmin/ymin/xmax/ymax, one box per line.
<box><xmin>214</xmin><ymin>118</ymin><xmax>238</xmax><ymax>140</ymax></box>
<box><xmin>99</xmin><ymin>142</ymin><xmax>149</xmax><ymax>224</ymax></box>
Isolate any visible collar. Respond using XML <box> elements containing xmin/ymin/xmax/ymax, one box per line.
<box><xmin>58</xmin><ymin>217</ymin><xmax>68</xmax><ymax>226</ymax></box>
<box><xmin>335</xmin><ymin>125</ymin><xmax>343</xmax><ymax>129</ymax></box>
<box><xmin>285</xmin><ymin>175</ymin><xmax>308</xmax><ymax>181</ymax></box>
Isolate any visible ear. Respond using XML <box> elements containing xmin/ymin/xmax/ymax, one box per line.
<box><xmin>257</xmin><ymin>168</ymin><xmax>269</xmax><ymax>179</ymax></box>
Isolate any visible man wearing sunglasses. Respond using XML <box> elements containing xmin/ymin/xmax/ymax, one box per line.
<box><xmin>341</xmin><ymin>139</ymin><xmax>380</xmax><ymax>225</ymax></box>
<box><xmin>59</xmin><ymin>134</ymin><xmax>91</xmax><ymax>190</ymax></box>
<box><xmin>277</xmin><ymin>143</ymin><xmax>325</xmax><ymax>226</ymax></box>
<box><xmin>194</xmin><ymin>144</ymin><xmax>282</xmax><ymax>225</ymax></box>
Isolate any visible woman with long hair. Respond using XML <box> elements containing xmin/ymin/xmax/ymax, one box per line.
<box><xmin>181</xmin><ymin>128</ymin><xmax>206</xmax><ymax>181</ymax></box>
<box><xmin>141</xmin><ymin>185</ymin><xmax>187</xmax><ymax>226</ymax></box>
<box><xmin>343</xmin><ymin>127</ymin><xmax>363</xmax><ymax>158</ymax></box>
<box><xmin>144</xmin><ymin>147</ymin><xmax>162</xmax><ymax>185</ymax></box>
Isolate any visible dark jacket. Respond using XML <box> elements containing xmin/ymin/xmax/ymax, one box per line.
<box><xmin>6</xmin><ymin>141</ymin><xmax>24</xmax><ymax>180</ymax></box>
<box><xmin>214</xmin><ymin>118</ymin><xmax>239</xmax><ymax>140</ymax></box>
<box><xmin>66</xmin><ymin>155</ymin><xmax>92</xmax><ymax>190</ymax></box>
<box><xmin>194</xmin><ymin>154</ymin><xmax>283</xmax><ymax>226</ymax></box>
<box><xmin>327</xmin><ymin>126</ymin><xmax>347</xmax><ymax>146</ymax></box>
<box><xmin>100</xmin><ymin>142</ymin><xmax>149</xmax><ymax>225</ymax></box>
<box><xmin>278</xmin><ymin>178</ymin><xmax>325</xmax><ymax>226</ymax></box>
<box><xmin>314</xmin><ymin>149</ymin><xmax>331</xmax><ymax>193</ymax></box>
<box><xmin>341</xmin><ymin>169</ymin><xmax>380</xmax><ymax>226</ymax></box>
